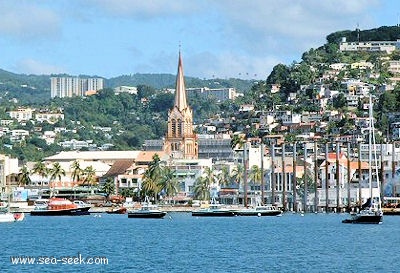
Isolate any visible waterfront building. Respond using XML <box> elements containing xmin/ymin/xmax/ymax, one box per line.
<box><xmin>163</xmin><ymin>51</ymin><xmax>198</xmax><ymax>160</ymax></box>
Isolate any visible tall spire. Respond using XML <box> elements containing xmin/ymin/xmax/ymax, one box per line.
<box><xmin>174</xmin><ymin>50</ymin><xmax>188</xmax><ymax>111</ymax></box>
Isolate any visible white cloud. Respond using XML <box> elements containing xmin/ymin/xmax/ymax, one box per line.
<box><xmin>0</xmin><ymin>2</ymin><xmax>60</xmax><ymax>40</ymax></box>
<box><xmin>15</xmin><ymin>59</ymin><xmax>65</xmax><ymax>75</ymax></box>
<box><xmin>216</xmin><ymin>0</ymin><xmax>380</xmax><ymax>54</ymax></box>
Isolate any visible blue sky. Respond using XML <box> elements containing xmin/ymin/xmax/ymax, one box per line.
<box><xmin>0</xmin><ymin>0</ymin><xmax>399</xmax><ymax>80</ymax></box>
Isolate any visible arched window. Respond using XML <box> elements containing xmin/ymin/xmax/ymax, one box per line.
<box><xmin>171</xmin><ymin>119</ymin><xmax>176</xmax><ymax>136</ymax></box>
<box><xmin>177</xmin><ymin>119</ymin><xmax>182</xmax><ymax>137</ymax></box>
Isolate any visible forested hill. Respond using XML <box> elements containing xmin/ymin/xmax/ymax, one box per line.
<box><xmin>326</xmin><ymin>25</ymin><xmax>400</xmax><ymax>44</ymax></box>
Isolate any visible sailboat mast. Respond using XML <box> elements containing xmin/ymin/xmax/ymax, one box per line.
<box><xmin>369</xmin><ymin>95</ymin><xmax>373</xmax><ymax>200</ymax></box>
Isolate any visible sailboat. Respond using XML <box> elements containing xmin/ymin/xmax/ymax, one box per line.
<box><xmin>342</xmin><ymin>95</ymin><xmax>383</xmax><ymax>224</ymax></box>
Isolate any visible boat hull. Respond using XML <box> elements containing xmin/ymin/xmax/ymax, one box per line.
<box><xmin>128</xmin><ymin>211</ymin><xmax>166</xmax><ymax>218</ymax></box>
<box><xmin>235</xmin><ymin>210</ymin><xmax>282</xmax><ymax>216</ymax></box>
<box><xmin>191</xmin><ymin>211</ymin><xmax>236</xmax><ymax>217</ymax></box>
<box><xmin>30</xmin><ymin>206</ymin><xmax>90</xmax><ymax>216</ymax></box>
<box><xmin>342</xmin><ymin>214</ymin><xmax>383</xmax><ymax>224</ymax></box>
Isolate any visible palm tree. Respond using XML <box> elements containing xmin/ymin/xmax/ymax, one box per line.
<box><xmin>216</xmin><ymin>165</ymin><xmax>230</xmax><ymax>187</ymax></box>
<box><xmin>203</xmin><ymin>166</ymin><xmax>217</xmax><ymax>186</ymax></box>
<box><xmin>102</xmin><ymin>178</ymin><xmax>115</xmax><ymax>201</ymax></box>
<box><xmin>231</xmin><ymin>164</ymin><xmax>245</xmax><ymax>189</ymax></box>
<box><xmin>159</xmin><ymin>167</ymin><xmax>179</xmax><ymax>203</ymax></box>
<box><xmin>18</xmin><ymin>165</ymin><xmax>31</xmax><ymax>186</ymax></box>
<box><xmin>82</xmin><ymin>166</ymin><xmax>97</xmax><ymax>188</ymax></box>
<box><xmin>249</xmin><ymin>165</ymin><xmax>262</xmax><ymax>203</ymax></box>
<box><xmin>249</xmin><ymin>165</ymin><xmax>262</xmax><ymax>186</ymax></box>
<box><xmin>49</xmin><ymin>162</ymin><xmax>66</xmax><ymax>196</ymax></box>
<box><xmin>193</xmin><ymin>176</ymin><xmax>210</xmax><ymax>201</ymax></box>
<box><xmin>70</xmin><ymin>160</ymin><xmax>83</xmax><ymax>185</ymax></box>
<box><xmin>141</xmin><ymin>154</ymin><xmax>164</xmax><ymax>202</ymax></box>
<box><xmin>147</xmin><ymin>154</ymin><xmax>162</xmax><ymax>179</ymax></box>
<box><xmin>31</xmin><ymin>161</ymin><xmax>48</xmax><ymax>185</ymax></box>
<box><xmin>141</xmin><ymin>175</ymin><xmax>161</xmax><ymax>202</ymax></box>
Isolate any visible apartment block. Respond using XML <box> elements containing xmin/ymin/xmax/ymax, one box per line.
<box><xmin>50</xmin><ymin>77</ymin><xmax>104</xmax><ymax>98</ymax></box>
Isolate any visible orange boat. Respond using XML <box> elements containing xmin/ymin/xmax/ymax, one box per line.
<box><xmin>30</xmin><ymin>198</ymin><xmax>91</xmax><ymax>216</ymax></box>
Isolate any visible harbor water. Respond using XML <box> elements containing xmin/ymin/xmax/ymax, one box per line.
<box><xmin>1</xmin><ymin>213</ymin><xmax>399</xmax><ymax>273</ymax></box>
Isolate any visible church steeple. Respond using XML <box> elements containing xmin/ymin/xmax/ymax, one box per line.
<box><xmin>164</xmin><ymin>51</ymin><xmax>198</xmax><ymax>160</ymax></box>
<box><xmin>174</xmin><ymin>51</ymin><xmax>188</xmax><ymax>111</ymax></box>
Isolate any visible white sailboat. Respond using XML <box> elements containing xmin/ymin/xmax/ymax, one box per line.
<box><xmin>342</xmin><ymin>95</ymin><xmax>383</xmax><ymax>224</ymax></box>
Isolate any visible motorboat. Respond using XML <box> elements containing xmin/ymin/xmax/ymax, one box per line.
<box><xmin>235</xmin><ymin>204</ymin><xmax>282</xmax><ymax>216</ymax></box>
<box><xmin>128</xmin><ymin>197</ymin><xmax>166</xmax><ymax>219</ymax></box>
<box><xmin>191</xmin><ymin>197</ymin><xmax>236</xmax><ymax>217</ymax></box>
<box><xmin>30</xmin><ymin>198</ymin><xmax>91</xmax><ymax>216</ymax></box>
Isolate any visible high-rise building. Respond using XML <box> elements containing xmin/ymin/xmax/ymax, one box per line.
<box><xmin>163</xmin><ymin>52</ymin><xmax>198</xmax><ymax>159</ymax></box>
<box><xmin>50</xmin><ymin>77</ymin><xmax>104</xmax><ymax>98</ymax></box>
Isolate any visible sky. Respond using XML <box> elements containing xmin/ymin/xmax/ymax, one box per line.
<box><xmin>0</xmin><ymin>0</ymin><xmax>399</xmax><ymax>80</ymax></box>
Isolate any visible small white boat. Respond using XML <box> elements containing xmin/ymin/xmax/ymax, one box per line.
<box><xmin>191</xmin><ymin>197</ymin><xmax>236</xmax><ymax>217</ymax></box>
<box><xmin>235</xmin><ymin>204</ymin><xmax>282</xmax><ymax>216</ymax></box>
<box><xmin>128</xmin><ymin>197</ymin><xmax>166</xmax><ymax>219</ymax></box>
<box><xmin>235</xmin><ymin>196</ymin><xmax>282</xmax><ymax>216</ymax></box>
